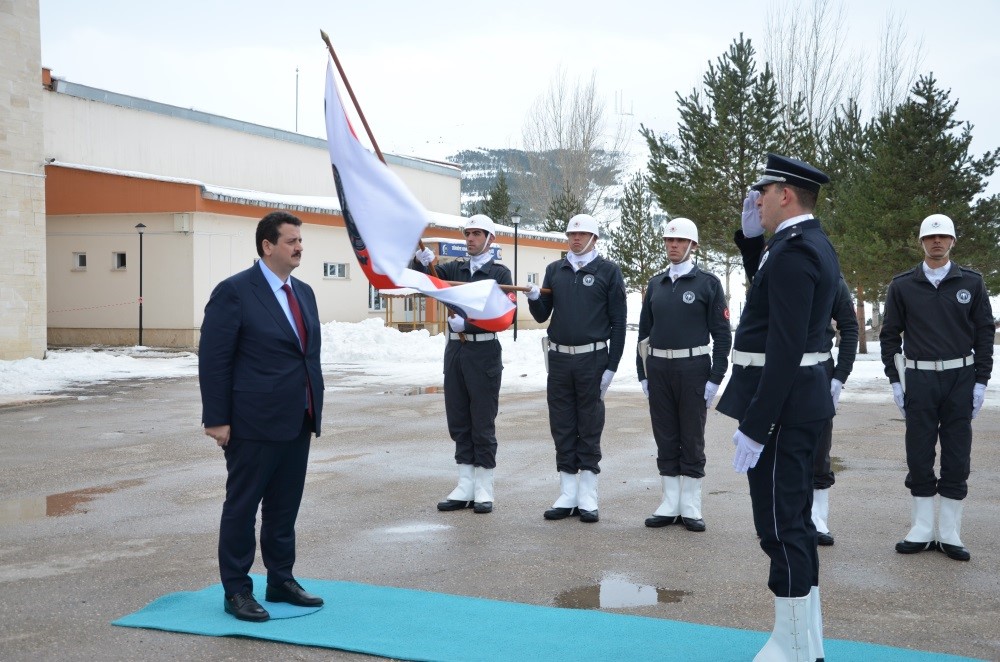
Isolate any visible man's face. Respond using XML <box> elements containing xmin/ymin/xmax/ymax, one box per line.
<box><xmin>567</xmin><ymin>231</ymin><xmax>595</xmax><ymax>255</ymax></box>
<box><xmin>756</xmin><ymin>183</ymin><xmax>786</xmax><ymax>233</ymax></box>
<box><xmin>664</xmin><ymin>237</ymin><xmax>694</xmax><ymax>264</ymax></box>
<box><xmin>464</xmin><ymin>229</ymin><xmax>491</xmax><ymax>256</ymax></box>
<box><xmin>263</xmin><ymin>223</ymin><xmax>303</xmax><ymax>276</ymax></box>
<box><xmin>921</xmin><ymin>234</ymin><xmax>955</xmax><ymax>261</ymax></box>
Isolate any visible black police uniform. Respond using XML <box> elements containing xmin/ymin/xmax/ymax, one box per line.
<box><xmin>416</xmin><ymin>257</ymin><xmax>513</xmax><ymax>469</ymax></box>
<box><xmin>879</xmin><ymin>262</ymin><xmax>994</xmax><ymax>500</ymax></box>
<box><xmin>717</xmin><ymin>218</ymin><xmax>841</xmax><ymax>598</ymax></box>
<box><xmin>637</xmin><ymin>265</ymin><xmax>731</xmax><ymax>478</ymax></box>
<box><xmin>529</xmin><ymin>255</ymin><xmax>627</xmax><ymax>474</ymax></box>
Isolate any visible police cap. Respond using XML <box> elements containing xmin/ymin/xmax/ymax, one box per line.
<box><xmin>751</xmin><ymin>153</ymin><xmax>830</xmax><ymax>194</ymax></box>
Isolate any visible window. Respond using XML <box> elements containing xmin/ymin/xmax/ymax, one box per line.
<box><xmin>112</xmin><ymin>252</ymin><xmax>127</xmax><ymax>270</ymax></box>
<box><xmin>527</xmin><ymin>272</ymin><xmax>539</xmax><ymax>284</ymax></box>
<box><xmin>403</xmin><ymin>296</ymin><xmax>426</xmax><ymax>314</ymax></box>
<box><xmin>368</xmin><ymin>284</ymin><xmax>385</xmax><ymax>311</ymax></box>
<box><xmin>323</xmin><ymin>262</ymin><xmax>349</xmax><ymax>279</ymax></box>
<box><xmin>73</xmin><ymin>252</ymin><xmax>87</xmax><ymax>270</ymax></box>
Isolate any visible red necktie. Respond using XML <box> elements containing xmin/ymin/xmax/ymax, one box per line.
<box><xmin>282</xmin><ymin>283</ymin><xmax>313</xmax><ymax>418</ymax></box>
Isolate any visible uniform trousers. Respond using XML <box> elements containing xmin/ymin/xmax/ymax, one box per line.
<box><xmin>443</xmin><ymin>339</ymin><xmax>502</xmax><ymax>468</ymax></box>
<box><xmin>647</xmin><ymin>354</ymin><xmax>709</xmax><ymax>478</ymax></box>
<box><xmin>813</xmin><ymin>358</ymin><xmax>836</xmax><ymax>490</ymax></box>
<box><xmin>748</xmin><ymin>418</ymin><xmax>825</xmax><ymax>598</ymax></box>
<box><xmin>547</xmin><ymin>349</ymin><xmax>608</xmax><ymax>474</ymax></box>
<box><xmin>219</xmin><ymin>411</ymin><xmax>312</xmax><ymax>597</ymax></box>
<box><xmin>903</xmin><ymin>366</ymin><xmax>974</xmax><ymax>500</ymax></box>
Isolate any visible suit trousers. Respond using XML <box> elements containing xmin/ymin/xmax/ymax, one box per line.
<box><xmin>813</xmin><ymin>418</ymin><xmax>835</xmax><ymax>489</ymax></box>
<box><xmin>647</xmin><ymin>354</ymin><xmax>709</xmax><ymax>478</ymax></box>
<box><xmin>546</xmin><ymin>349</ymin><xmax>608</xmax><ymax>474</ymax></box>
<box><xmin>219</xmin><ymin>412</ymin><xmax>312</xmax><ymax>597</ymax></box>
<box><xmin>748</xmin><ymin>418</ymin><xmax>825</xmax><ymax>598</ymax></box>
<box><xmin>443</xmin><ymin>339</ymin><xmax>503</xmax><ymax>469</ymax></box>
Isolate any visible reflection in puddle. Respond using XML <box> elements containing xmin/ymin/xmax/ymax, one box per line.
<box><xmin>555</xmin><ymin>575</ymin><xmax>690</xmax><ymax>609</ymax></box>
<box><xmin>381</xmin><ymin>386</ymin><xmax>441</xmax><ymax>396</ymax></box>
<box><xmin>384</xmin><ymin>523</ymin><xmax>451</xmax><ymax>534</ymax></box>
<box><xmin>0</xmin><ymin>479</ymin><xmax>144</xmax><ymax>524</ymax></box>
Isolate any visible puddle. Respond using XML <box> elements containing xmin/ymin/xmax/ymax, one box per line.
<box><xmin>0</xmin><ymin>478</ymin><xmax>144</xmax><ymax>524</ymax></box>
<box><xmin>555</xmin><ymin>575</ymin><xmax>690</xmax><ymax>609</ymax></box>
<box><xmin>381</xmin><ymin>386</ymin><xmax>440</xmax><ymax>396</ymax></box>
<box><xmin>830</xmin><ymin>456</ymin><xmax>846</xmax><ymax>473</ymax></box>
<box><xmin>383</xmin><ymin>523</ymin><xmax>451</xmax><ymax>534</ymax></box>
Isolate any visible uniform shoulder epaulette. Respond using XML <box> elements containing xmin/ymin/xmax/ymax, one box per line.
<box><xmin>959</xmin><ymin>266</ymin><xmax>983</xmax><ymax>277</ymax></box>
<box><xmin>890</xmin><ymin>268</ymin><xmax>913</xmax><ymax>281</ymax></box>
<box><xmin>651</xmin><ymin>268</ymin><xmax>669</xmax><ymax>280</ymax></box>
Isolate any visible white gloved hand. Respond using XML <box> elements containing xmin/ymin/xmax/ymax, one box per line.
<box><xmin>830</xmin><ymin>378</ymin><xmax>844</xmax><ymax>411</ymax></box>
<box><xmin>704</xmin><ymin>381</ymin><xmax>719</xmax><ymax>408</ymax></box>
<box><xmin>526</xmin><ymin>283</ymin><xmax>541</xmax><ymax>301</ymax></box>
<box><xmin>415</xmin><ymin>247</ymin><xmax>435</xmax><ymax>266</ymax></box>
<box><xmin>972</xmin><ymin>383</ymin><xmax>986</xmax><ymax>419</ymax></box>
<box><xmin>599</xmin><ymin>370</ymin><xmax>615</xmax><ymax>401</ymax></box>
<box><xmin>447</xmin><ymin>314</ymin><xmax>466</xmax><ymax>333</ymax></box>
<box><xmin>732</xmin><ymin>430</ymin><xmax>764</xmax><ymax>473</ymax></box>
<box><xmin>891</xmin><ymin>382</ymin><xmax>905</xmax><ymax>417</ymax></box>
<box><xmin>641</xmin><ymin>379</ymin><xmax>649</xmax><ymax>398</ymax></box>
<box><xmin>741</xmin><ymin>190</ymin><xmax>764</xmax><ymax>238</ymax></box>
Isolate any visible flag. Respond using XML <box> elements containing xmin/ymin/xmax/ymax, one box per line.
<box><xmin>324</xmin><ymin>60</ymin><xmax>515</xmax><ymax>332</ymax></box>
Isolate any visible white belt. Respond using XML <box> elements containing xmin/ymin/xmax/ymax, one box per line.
<box><xmin>732</xmin><ymin>349</ymin><xmax>831</xmax><ymax>367</ymax></box>
<box><xmin>649</xmin><ymin>345</ymin><xmax>710</xmax><ymax>360</ymax></box>
<box><xmin>905</xmin><ymin>355</ymin><xmax>974</xmax><ymax>371</ymax></box>
<box><xmin>447</xmin><ymin>331</ymin><xmax>497</xmax><ymax>342</ymax></box>
<box><xmin>549</xmin><ymin>341</ymin><xmax>608</xmax><ymax>354</ymax></box>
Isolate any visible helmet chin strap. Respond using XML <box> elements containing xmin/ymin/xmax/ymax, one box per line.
<box><xmin>571</xmin><ymin>234</ymin><xmax>597</xmax><ymax>256</ymax></box>
<box><xmin>921</xmin><ymin>238</ymin><xmax>954</xmax><ymax>260</ymax></box>
<box><xmin>468</xmin><ymin>235</ymin><xmax>493</xmax><ymax>257</ymax></box>
<box><xmin>669</xmin><ymin>241</ymin><xmax>695</xmax><ymax>265</ymax></box>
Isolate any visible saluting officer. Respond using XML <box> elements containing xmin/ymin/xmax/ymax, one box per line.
<box><xmin>716</xmin><ymin>154</ymin><xmax>839</xmax><ymax>661</ymax></box>
<box><xmin>637</xmin><ymin>217</ymin><xmax>731</xmax><ymax>532</ymax></box>
<box><xmin>413</xmin><ymin>214</ymin><xmax>513</xmax><ymax>514</ymax></box>
<box><xmin>880</xmin><ymin>213</ymin><xmax>993</xmax><ymax>561</ymax></box>
<box><xmin>526</xmin><ymin>214</ymin><xmax>627</xmax><ymax>524</ymax></box>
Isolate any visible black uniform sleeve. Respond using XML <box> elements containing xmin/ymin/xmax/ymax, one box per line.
<box><xmin>879</xmin><ymin>277</ymin><xmax>906</xmax><ymax>383</ymax></box>
<box><xmin>708</xmin><ymin>278</ymin><xmax>732</xmax><ymax>384</ymax></box>
<box><xmin>607</xmin><ymin>265</ymin><xmax>628</xmax><ymax>372</ymax></box>
<box><xmin>735</xmin><ymin>230</ymin><xmax>766</xmax><ymax>281</ymax></box>
<box><xmin>528</xmin><ymin>263</ymin><xmax>555</xmax><ymax>323</ymax></box>
<box><xmin>832</xmin><ymin>278</ymin><xmax>859</xmax><ymax>384</ymax></box>
<box><xmin>636</xmin><ymin>284</ymin><xmax>654</xmax><ymax>381</ymax></box>
<box><xmin>969</xmin><ymin>273</ymin><xmax>994</xmax><ymax>385</ymax></box>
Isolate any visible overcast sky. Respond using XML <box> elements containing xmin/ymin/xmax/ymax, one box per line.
<box><xmin>39</xmin><ymin>0</ymin><xmax>999</xmax><ymax>194</ymax></box>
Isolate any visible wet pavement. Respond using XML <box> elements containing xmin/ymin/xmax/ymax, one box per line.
<box><xmin>1</xmin><ymin>374</ymin><xmax>998</xmax><ymax>661</ymax></box>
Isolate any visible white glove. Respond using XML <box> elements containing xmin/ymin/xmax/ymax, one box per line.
<box><xmin>599</xmin><ymin>370</ymin><xmax>615</xmax><ymax>401</ymax></box>
<box><xmin>732</xmin><ymin>430</ymin><xmax>764</xmax><ymax>473</ymax></box>
<box><xmin>447</xmin><ymin>314</ymin><xmax>466</xmax><ymax>333</ymax></box>
<box><xmin>415</xmin><ymin>247</ymin><xmax>435</xmax><ymax>266</ymax></box>
<box><xmin>891</xmin><ymin>382</ymin><xmax>905</xmax><ymax>417</ymax></box>
<box><xmin>641</xmin><ymin>379</ymin><xmax>649</xmax><ymax>398</ymax></box>
<box><xmin>704</xmin><ymin>381</ymin><xmax>719</xmax><ymax>408</ymax></box>
<box><xmin>972</xmin><ymin>383</ymin><xmax>986</xmax><ymax>419</ymax></box>
<box><xmin>830</xmin><ymin>378</ymin><xmax>843</xmax><ymax>411</ymax></box>
<box><xmin>525</xmin><ymin>283</ymin><xmax>541</xmax><ymax>301</ymax></box>
<box><xmin>741</xmin><ymin>190</ymin><xmax>764</xmax><ymax>238</ymax></box>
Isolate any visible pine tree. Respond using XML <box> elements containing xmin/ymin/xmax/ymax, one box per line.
<box><xmin>603</xmin><ymin>173</ymin><xmax>668</xmax><ymax>297</ymax></box>
<box><xmin>473</xmin><ymin>170</ymin><xmax>518</xmax><ymax>223</ymax></box>
<box><xmin>544</xmin><ymin>181</ymin><xmax>584</xmax><ymax>233</ymax></box>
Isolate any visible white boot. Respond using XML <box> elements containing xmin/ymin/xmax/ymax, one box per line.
<box><xmin>896</xmin><ymin>495</ymin><xmax>936</xmax><ymax>553</ymax></box>
<box><xmin>937</xmin><ymin>497</ymin><xmax>970</xmax><ymax>560</ymax></box>
<box><xmin>437</xmin><ymin>463</ymin><xmax>475</xmax><ymax>511</ymax></box>
<box><xmin>808</xmin><ymin>586</ymin><xmax>825</xmax><ymax>662</ymax></box>
<box><xmin>811</xmin><ymin>489</ymin><xmax>830</xmax><ymax>534</ymax></box>
<box><xmin>679</xmin><ymin>477</ymin><xmax>706</xmax><ymax>531</ymax></box>
<box><xmin>578</xmin><ymin>470</ymin><xmax>599</xmax><ymax>522</ymax></box>
<box><xmin>754</xmin><ymin>595</ymin><xmax>812</xmax><ymax>662</ymax></box>
<box><xmin>544</xmin><ymin>472</ymin><xmax>579</xmax><ymax>520</ymax></box>
<box><xmin>473</xmin><ymin>467</ymin><xmax>495</xmax><ymax>513</ymax></box>
<box><xmin>646</xmin><ymin>476</ymin><xmax>681</xmax><ymax>526</ymax></box>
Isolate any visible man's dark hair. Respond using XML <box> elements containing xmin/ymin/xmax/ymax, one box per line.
<box><xmin>776</xmin><ymin>183</ymin><xmax>818</xmax><ymax>211</ymax></box>
<box><xmin>256</xmin><ymin>211</ymin><xmax>303</xmax><ymax>257</ymax></box>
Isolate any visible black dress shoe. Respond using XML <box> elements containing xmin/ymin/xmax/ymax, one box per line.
<box><xmin>681</xmin><ymin>517</ymin><xmax>706</xmax><ymax>532</ymax></box>
<box><xmin>579</xmin><ymin>509</ymin><xmax>599</xmax><ymax>523</ymax></box>
<box><xmin>437</xmin><ymin>499</ymin><xmax>474</xmax><ymax>511</ymax></box>
<box><xmin>895</xmin><ymin>539</ymin><xmax>937</xmax><ymax>554</ymax></box>
<box><xmin>224</xmin><ymin>591</ymin><xmax>270</xmax><ymax>622</ymax></box>
<box><xmin>645</xmin><ymin>515</ymin><xmax>680</xmax><ymax>528</ymax></box>
<box><xmin>265</xmin><ymin>579</ymin><xmax>324</xmax><ymax>606</ymax></box>
<box><xmin>473</xmin><ymin>501</ymin><xmax>493</xmax><ymax>514</ymax></box>
<box><xmin>543</xmin><ymin>506</ymin><xmax>579</xmax><ymax>520</ymax></box>
<box><xmin>938</xmin><ymin>542</ymin><xmax>971</xmax><ymax>561</ymax></box>
<box><xmin>817</xmin><ymin>532</ymin><xmax>835</xmax><ymax>546</ymax></box>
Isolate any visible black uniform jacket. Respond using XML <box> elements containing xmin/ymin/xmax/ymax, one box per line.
<box><xmin>717</xmin><ymin>218</ymin><xmax>841</xmax><ymax>442</ymax></box>
<box><xmin>879</xmin><ymin>262</ymin><xmax>993</xmax><ymax>385</ymax></box>
<box><xmin>528</xmin><ymin>255</ymin><xmax>627</xmax><ymax>372</ymax></box>
<box><xmin>635</xmin><ymin>265</ymin><xmax>732</xmax><ymax>383</ymax></box>
<box><xmin>413</xmin><ymin>257</ymin><xmax>513</xmax><ymax>335</ymax></box>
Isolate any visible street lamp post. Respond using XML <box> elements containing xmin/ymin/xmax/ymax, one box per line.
<box><xmin>511</xmin><ymin>214</ymin><xmax>521</xmax><ymax>341</ymax></box>
<box><xmin>135</xmin><ymin>223</ymin><xmax>146</xmax><ymax>346</ymax></box>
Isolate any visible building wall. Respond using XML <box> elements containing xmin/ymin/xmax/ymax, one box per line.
<box><xmin>0</xmin><ymin>0</ymin><xmax>47</xmax><ymax>359</ymax></box>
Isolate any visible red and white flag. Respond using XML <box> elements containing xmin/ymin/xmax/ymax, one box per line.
<box><xmin>324</xmin><ymin>60</ymin><xmax>515</xmax><ymax>331</ymax></box>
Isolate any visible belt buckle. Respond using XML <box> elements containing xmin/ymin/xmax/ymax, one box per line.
<box><xmin>568</xmin><ymin>345</ymin><xmax>577</xmax><ymax>355</ymax></box>
<box><xmin>934</xmin><ymin>359</ymin><xmax>944</xmax><ymax>371</ymax></box>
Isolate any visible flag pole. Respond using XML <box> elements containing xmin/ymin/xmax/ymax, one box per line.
<box><xmin>320</xmin><ymin>30</ymin><xmax>385</xmax><ymax>164</ymax></box>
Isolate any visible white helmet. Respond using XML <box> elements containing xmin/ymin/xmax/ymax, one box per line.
<box><xmin>919</xmin><ymin>213</ymin><xmax>956</xmax><ymax>239</ymax></box>
<box><xmin>663</xmin><ymin>217</ymin><xmax>699</xmax><ymax>244</ymax></box>
<box><xmin>565</xmin><ymin>214</ymin><xmax>600</xmax><ymax>238</ymax></box>
<box><xmin>465</xmin><ymin>214</ymin><xmax>496</xmax><ymax>237</ymax></box>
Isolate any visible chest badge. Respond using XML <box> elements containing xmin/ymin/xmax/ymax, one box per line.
<box><xmin>758</xmin><ymin>250</ymin><xmax>770</xmax><ymax>270</ymax></box>
<box><xmin>583</xmin><ymin>274</ymin><xmax>595</xmax><ymax>286</ymax></box>
<box><xmin>956</xmin><ymin>289</ymin><xmax>971</xmax><ymax>304</ymax></box>
<box><xmin>682</xmin><ymin>291</ymin><xmax>696</xmax><ymax>304</ymax></box>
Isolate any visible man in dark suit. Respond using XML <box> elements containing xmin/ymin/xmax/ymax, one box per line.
<box><xmin>717</xmin><ymin>154</ymin><xmax>840</xmax><ymax>661</ymax></box>
<box><xmin>199</xmin><ymin>211</ymin><xmax>325</xmax><ymax>622</ymax></box>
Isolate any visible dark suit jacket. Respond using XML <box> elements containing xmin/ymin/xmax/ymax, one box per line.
<box><xmin>199</xmin><ymin>263</ymin><xmax>324</xmax><ymax>441</ymax></box>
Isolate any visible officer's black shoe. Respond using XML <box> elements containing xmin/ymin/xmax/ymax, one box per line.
<box><xmin>579</xmin><ymin>509</ymin><xmax>599</xmax><ymax>523</ymax></box>
<box><xmin>437</xmin><ymin>499</ymin><xmax>474</xmax><ymax>511</ymax></box>
<box><xmin>938</xmin><ymin>542</ymin><xmax>971</xmax><ymax>561</ymax></box>
<box><xmin>895</xmin><ymin>539</ymin><xmax>937</xmax><ymax>554</ymax></box>
<box><xmin>817</xmin><ymin>532</ymin><xmax>835</xmax><ymax>546</ymax></box>
<box><xmin>644</xmin><ymin>515</ymin><xmax>680</xmax><ymax>528</ymax></box>
<box><xmin>543</xmin><ymin>506</ymin><xmax>579</xmax><ymax>520</ymax></box>
<box><xmin>473</xmin><ymin>501</ymin><xmax>493</xmax><ymax>514</ymax></box>
<box><xmin>681</xmin><ymin>517</ymin><xmax>706</xmax><ymax>532</ymax></box>
<box><xmin>224</xmin><ymin>591</ymin><xmax>270</xmax><ymax>622</ymax></box>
